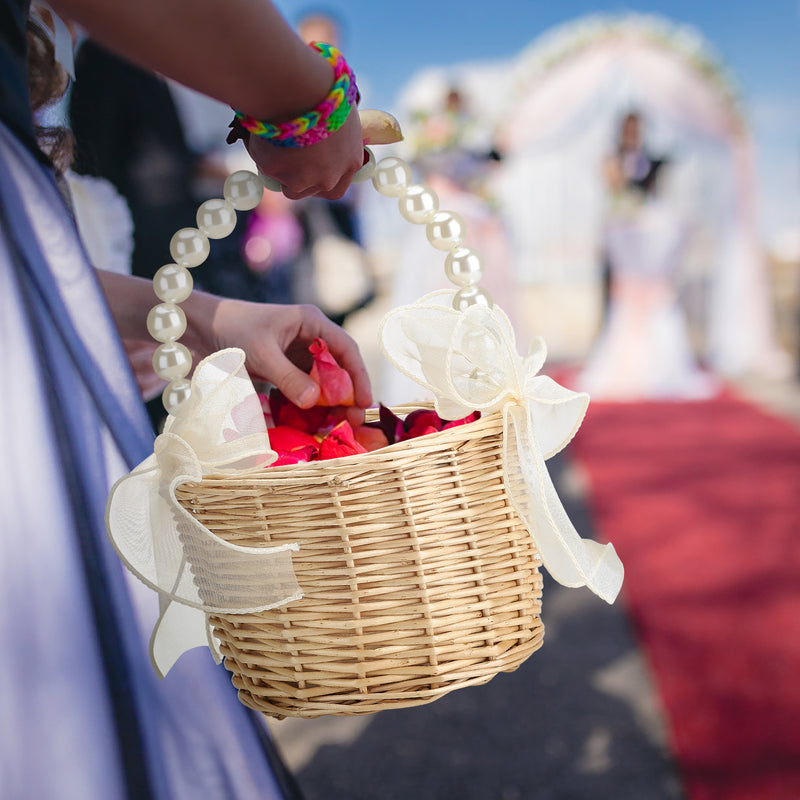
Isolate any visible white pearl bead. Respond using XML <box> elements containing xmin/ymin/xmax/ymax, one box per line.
<box><xmin>146</xmin><ymin>302</ymin><xmax>187</xmax><ymax>343</ymax></box>
<box><xmin>445</xmin><ymin>246</ymin><xmax>484</xmax><ymax>287</ymax></box>
<box><xmin>371</xmin><ymin>156</ymin><xmax>412</xmax><ymax>197</ymax></box>
<box><xmin>352</xmin><ymin>147</ymin><xmax>376</xmax><ymax>183</ymax></box>
<box><xmin>153</xmin><ymin>264</ymin><xmax>193</xmax><ymax>303</ymax></box>
<box><xmin>152</xmin><ymin>342</ymin><xmax>192</xmax><ymax>381</ymax></box>
<box><xmin>196</xmin><ymin>198</ymin><xmax>237</xmax><ymax>239</ymax></box>
<box><xmin>170</xmin><ymin>228</ymin><xmax>210</xmax><ymax>268</ymax></box>
<box><xmin>453</xmin><ymin>286</ymin><xmax>493</xmax><ymax>310</ymax></box>
<box><xmin>223</xmin><ymin>170</ymin><xmax>264</xmax><ymax>210</ymax></box>
<box><xmin>426</xmin><ymin>211</ymin><xmax>466</xmax><ymax>251</ymax></box>
<box><xmin>162</xmin><ymin>379</ymin><xmax>192</xmax><ymax>415</ymax></box>
<box><xmin>260</xmin><ymin>173</ymin><xmax>282</xmax><ymax>192</ymax></box>
<box><xmin>398</xmin><ymin>184</ymin><xmax>439</xmax><ymax>224</ymax></box>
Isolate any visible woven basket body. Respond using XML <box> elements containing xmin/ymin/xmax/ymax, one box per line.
<box><xmin>175</xmin><ymin>409</ymin><xmax>544</xmax><ymax>718</ymax></box>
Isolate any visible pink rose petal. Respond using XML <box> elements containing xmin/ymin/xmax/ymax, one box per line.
<box><xmin>309</xmin><ymin>338</ymin><xmax>355</xmax><ymax>407</ymax></box>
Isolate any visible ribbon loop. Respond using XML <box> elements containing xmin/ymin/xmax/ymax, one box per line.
<box><xmin>106</xmin><ymin>349</ymin><xmax>302</xmax><ymax>676</ymax></box>
<box><xmin>379</xmin><ymin>291</ymin><xmax>624</xmax><ymax>603</ymax></box>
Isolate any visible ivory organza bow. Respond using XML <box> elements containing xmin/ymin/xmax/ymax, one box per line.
<box><xmin>105</xmin><ymin>349</ymin><xmax>301</xmax><ymax>678</ymax></box>
<box><xmin>378</xmin><ymin>290</ymin><xmax>624</xmax><ymax>603</ymax></box>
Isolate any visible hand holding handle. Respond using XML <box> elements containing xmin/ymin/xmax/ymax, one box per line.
<box><xmin>260</xmin><ymin>109</ymin><xmax>403</xmax><ymax>192</ymax></box>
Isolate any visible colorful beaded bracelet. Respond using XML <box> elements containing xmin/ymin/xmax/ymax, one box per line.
<box><xmin>233</xmin><ymin>42</ymin><xmax>358</xmax><ymax>148</ymax></box>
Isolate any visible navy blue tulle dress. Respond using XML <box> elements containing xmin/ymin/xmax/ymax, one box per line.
<box><xmin>0</xmin><ymin>3</ymin><xmax>300</xmax><ymax>797</ymax></box>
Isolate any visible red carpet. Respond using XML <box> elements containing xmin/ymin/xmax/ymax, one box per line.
<box><xmin>570</xmin><ymin>392</ymin><xmax>800</xmax><ymax>800</ymax></box>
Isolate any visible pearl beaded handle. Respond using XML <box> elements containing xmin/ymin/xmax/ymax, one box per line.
<box><xmin>147</xmin><ymin>148</ymin><xmax>492</xmax><ymax>415</ymax></box>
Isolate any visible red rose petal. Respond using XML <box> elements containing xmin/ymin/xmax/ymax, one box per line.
<box><xmin>270</xmin><ymin>445</ymin><xmax>318</xmax><ymax>466</ymax></box>
<box><xmin>402</xmin><ymin>409</ymin><xmax>445</xmax><ymax>440</ymax></box>
<box><xmin>376</xmin><ymin>404</ymin><xmax>403</xmax><ymax>444</ymax></box>
<box><xmin>269</xmin><ymin>388</ymin><xmax>331</xmax><ymax>433</ymax></box>
<box><xmin>267</xmin><ymin>425</ymin><xmax>320</xmax><ymax>455</ymax></box>
<box><xmin>354</xmin><ymin>425</ymin><xmax>390</xmax><ymax>452</ymax></box>
<box><xmin>442</xmin><ymin>411</ymin><xmax>481</xmax><ymax>429</ymax></box>
<box><xmin>318</xmin><ymin>420</ymin><xmax>368</xmax><ymax>460</ymax></box>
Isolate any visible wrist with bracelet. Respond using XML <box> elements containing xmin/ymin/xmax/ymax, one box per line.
<box><xmin>228</xmin><ymin>42</ymin><xmax>358</xmax><ymax>149</ymax></box>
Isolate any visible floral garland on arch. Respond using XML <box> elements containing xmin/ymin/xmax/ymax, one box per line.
<box><xmin>507</xmin><ymin>12</ymin><xmax>745</xmax><ymax>128</ymax></box>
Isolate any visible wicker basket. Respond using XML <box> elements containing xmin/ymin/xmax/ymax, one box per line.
<box><xmin>175</xmin><ymin>406</ymin><xmax>544</xmax><ymax>718</ymax></box>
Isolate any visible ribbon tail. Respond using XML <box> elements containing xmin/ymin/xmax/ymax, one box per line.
<box><xmin>503</xmin><ymin>405</ymin><xmax>624</xmax><ymax>603</ymax></box>
<box><xmin>149</xmin><ymin>594</ymin><xmax>217</xmax><ymax>679</ymax></box>
<box><xmin>148</xmin><ymin>553</ymin><xmax>224</xmax><ymax>678</ymax></box>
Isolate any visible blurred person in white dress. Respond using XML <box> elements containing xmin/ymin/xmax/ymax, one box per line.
<box><xmin>576</xmin><ymin>111</ymin><xmax>717</xmax><ymax>401</ymax></box>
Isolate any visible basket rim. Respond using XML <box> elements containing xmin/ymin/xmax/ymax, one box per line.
<box><xmin>198</xmin><ymin>405</ymin><xmax>503</xmax><ymax>482</ymax></box>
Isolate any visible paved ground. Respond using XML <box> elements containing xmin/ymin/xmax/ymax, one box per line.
<box><xmin>732</xmin><ymin>373</ymin><xmax>800</xmax><ymax>428</ymax></box>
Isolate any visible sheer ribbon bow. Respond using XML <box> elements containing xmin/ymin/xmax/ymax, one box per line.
<box><xmin>105</xmin><ymin>349</ymin><xmax>301</xmax><ymax>678</ymax></box>
<box><xmin>379</xmin><ymin>291</ymin><xmax>623</xmax><ymax>603</ymax></box>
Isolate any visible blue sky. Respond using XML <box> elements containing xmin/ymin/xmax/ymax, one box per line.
<box><xmin>275</xmin><ymin>0</ymin><xmax>799</xmax><ymax>247</ymax></box>
<box><xmin>274</xmin><ymin>0</ymin><xmax>797</xmax><ymax>110</ymax></box>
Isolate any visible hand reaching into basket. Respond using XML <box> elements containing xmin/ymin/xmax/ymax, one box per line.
<box><xmin>209</xmin><ymin>299</ymin><xmax>373</xmax><ymax>421</ymax></box>
<box><xmin>97</xmin><ymin>271</ymin><xmax>372</xmax><ymax>420</ymax></box>
<box><xmin>259</xmin><ymin>339</ymin><xmax>482</xmax><ymax>465</ymax></box>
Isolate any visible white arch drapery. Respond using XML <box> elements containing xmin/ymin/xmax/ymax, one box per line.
<box><xmin>392</xmin><ymin>15</ymin><xmax>787</xmax><ymax>377</ymax></box>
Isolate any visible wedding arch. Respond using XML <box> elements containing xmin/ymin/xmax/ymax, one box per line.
<box><xmin>392</xmin><ymin>14</ymin><xmax>786</xmax><ymax>375</ymax></box>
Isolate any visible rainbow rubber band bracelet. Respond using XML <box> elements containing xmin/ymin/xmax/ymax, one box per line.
<box><xmin>233</xmin><ymin>42</ymin><xmax>358</xmax><ymax>148</ymax></box>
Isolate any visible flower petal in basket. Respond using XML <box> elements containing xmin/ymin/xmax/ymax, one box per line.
<box><xmin>379</xmin><ymin>291</ymin><xmax>624</xmax><ymax>603</ymax></box>
<box><xmin>105</xmin><ymin>349</ymin><xmax>302</xmax><ymax>677</ymax></box>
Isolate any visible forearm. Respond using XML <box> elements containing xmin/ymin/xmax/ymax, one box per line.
<box><xmin>96</xmin><ymin>270</ymin><xmax>220</xmax><ymax>358</ymax></box>
<box><xmin>50</xmin><ymin>0</ymin><xmax>333</xmax><ymax>121</ymax></box>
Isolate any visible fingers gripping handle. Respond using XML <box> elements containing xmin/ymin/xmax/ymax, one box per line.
<box><xmin>260</xmin><ymin>108</ymin><xmax>401</xmax><ymax>192</ymax></box>
<box><xmin>260</xmin><ymin>147</ymin><xmax>375</xmax><ymax>192</ymax></box>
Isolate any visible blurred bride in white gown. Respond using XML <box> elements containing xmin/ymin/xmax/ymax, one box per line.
<box><xmin>576</xmin><ymin>111</ymin><xmax>717</xmax><ymax>400</ymax></box>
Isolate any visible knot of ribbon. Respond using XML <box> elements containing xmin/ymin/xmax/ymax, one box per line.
<box><xmin>105</xmin><ymin>349</ymin><xmax>302</xmax><ymax>677</ymax></box>
<box><xmin>379</xmin><ymin>291</ymin><xmax>624</xmax><ymax>603</ymax></box>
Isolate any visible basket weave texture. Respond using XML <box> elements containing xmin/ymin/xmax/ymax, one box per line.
<box><xmin>175</xmin><ymin>407</ymin><xmax>544</xmax><ymax>718</ymax></box>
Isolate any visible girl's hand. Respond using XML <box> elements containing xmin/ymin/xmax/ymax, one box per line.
<box><xmin>202</xmin><ymin>299</ymin><xmax>372</xmax><ymax>419</ymax></box>
<box><xmin>246</xmin><ymin>109</ymin><xmax>364</xmax><ymax>200</ymax></box>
